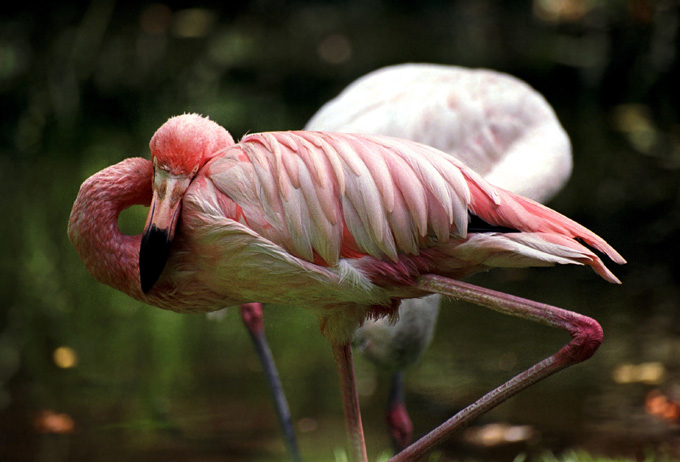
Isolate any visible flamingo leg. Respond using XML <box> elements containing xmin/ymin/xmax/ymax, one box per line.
<box><xmin>239</xmin><ymin>303</ymin><xmax>301</xmax><ymax>462</ymax></box>
<box><xmin>386</xmin><ymin>371</ymin><xmax>413</xmax><ymax>453</ymax></box>
<box><xmin>332</xmin><ymin>343</ymin><xmax>368</xmax><ymax>462</ymax></box>
<box><xmin>389</xmin><ymin>275</ymin><xmax>603</xmax><ymax>461</ymax></box>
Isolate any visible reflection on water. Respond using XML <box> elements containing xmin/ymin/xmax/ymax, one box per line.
<box><xmin>2</xmin><ymin>2</ymin><xmax>680</xmax><ymax>461</ymax></box>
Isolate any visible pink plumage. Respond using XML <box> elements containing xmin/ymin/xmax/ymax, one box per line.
<box><xmin>69</xmin><ymin>116</ymin><xmax>623</xmax><ymax>345</ymax></box>
<box><xmin>68</xmin><ymin>114</ymin><xmax>625</xmax><ymax>461</ymax></box>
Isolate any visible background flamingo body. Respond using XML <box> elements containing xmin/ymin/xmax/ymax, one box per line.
<box><xmin>306</xmin><ymin>63</ymin><xmax>572</xmax><ymax>204</ymax></box>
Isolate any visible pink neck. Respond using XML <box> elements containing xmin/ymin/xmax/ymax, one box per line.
<box><xmin>68</xmin><ymin>158</ymin><xmax>153</xmax><ymax>299</ymax></box>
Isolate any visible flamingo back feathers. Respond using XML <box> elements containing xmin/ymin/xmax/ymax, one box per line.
<box><xmin>202</xmin><ymin>131</ymin><xmax>623</xmax><ymax>284</ymax></box>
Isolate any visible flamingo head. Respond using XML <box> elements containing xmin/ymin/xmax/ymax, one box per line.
<box><xmin>139</xmin><ymin>114</ymin><xmax>234</xmax><ymax>293</ymax></box>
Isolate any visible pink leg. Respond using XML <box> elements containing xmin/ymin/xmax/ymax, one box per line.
<box><xmin>240</xmin><ymin>303</ymin><xmax>301</xmax><ymax>462</ymax></box>
<box><xmin>332</xmin><ymin>343</ymin><xmax>368</xmax><ymax>462</ymax></box>
<box><xmin>389</xmin><ymin>275</ymin><xmax>603</xmax><ymax>461</ymax></box>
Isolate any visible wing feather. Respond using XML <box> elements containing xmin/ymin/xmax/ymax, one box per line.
<box><xmin>296</xmin><ymin>136</ymin><xmax>339</xmax><ymax>226</ymax></box>
<box><xmin>342</xmin><ymin>195</ymin><xmax>385</xmax><ymax>258</ymax></box>
<box><xmin>208</xmin><ymin>131</ymin><xmax>622</xmax><ymax>285</ymax></box>
<box><xmin>306</xmin><ymin>134</ymin><xmax>346</xmax><ymax>194</ymax></box>
<box><xmin>296</xmin><ymin>155</ymin><xmax>342</xmax><ymax>264</ymax></box>
<box><xmin>386</xmin><ymin>188</ymin><xmax>420</xmax><ymax>254</ymax></box>
<box><xmin>342</xmin><ymin>157</ymin><xmax>398</xmax><ymax>260</ymax></box>
<box><xmin>245</xmin><ymin>145</ymin><xmax>280</xmax><ymax>215</ymax></box>
<box><xmin>466</xmin><ymin>179</ymin><xmax>626</xmax><ymax>268</ymax></box>
<box><xmin>346</xmin><ymin>137</ymin><xmax>396</xmax><ymax>213</ymax></box>
<box><xmin>280</xmin><ymin>178</ymin><xmax>314</xmax><ymax>261</ymax></box>
<box><xmin>259</xmin><ymin>133</ymin><xmax>292</xmax><ymax>202</ymax></box>
<box><xmin>381</xmin><ymin>151</ymin><xmax>429</xmax><ymax>237</ymax></box>
<box><xmin>234</xmin><ymin>131</ymin><xmax>481</xmax><ymax>261</ymax></box>
<box><xmin>297</xmin><ymin>136</ymin><xmax>331</xmax><ymax>187</ymax></box>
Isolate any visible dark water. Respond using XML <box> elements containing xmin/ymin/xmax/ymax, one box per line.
<box><xmin>1</xmin><ymin>2</ymin><xmax>679</xmax><ymax>461</ymax></box>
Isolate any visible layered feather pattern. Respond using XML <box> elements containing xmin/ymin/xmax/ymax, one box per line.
<box><xmin>202</xmin><ymin>131</ymin><xmax>624</xmax><ymax>284</ymax></box>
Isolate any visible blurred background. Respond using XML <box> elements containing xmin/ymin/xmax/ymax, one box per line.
<box><xmin>1</xmin><ymin>1</ymin><xmax>679</xmax><ymax>461</ymax></box>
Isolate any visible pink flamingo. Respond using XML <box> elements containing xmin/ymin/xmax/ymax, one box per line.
<box><xmin>306</xmin><ymin>62</ymin><xmax>574</xmax><ymax>451</ymax></box>
<box><xmin>68</xmin><ymin>114</ymin><xmax>624</xmax><ymax>462</ymax></box>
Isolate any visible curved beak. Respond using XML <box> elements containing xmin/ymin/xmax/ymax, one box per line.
<box><xmin>139</xmin><ymin>170</ymin><xmax>191</xmax><ymax>293</ymax></box>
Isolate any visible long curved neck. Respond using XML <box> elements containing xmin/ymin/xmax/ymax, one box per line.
<box><xmin>68</xmin><ymin>157</ymin><xmax>153</xmax><ymax>300</ymax></box>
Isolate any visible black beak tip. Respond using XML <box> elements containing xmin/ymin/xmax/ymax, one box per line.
<box><xmin>139</xmin><ymin>226</ymin><xmax>173</xmax><ymax>293</ymax></box>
